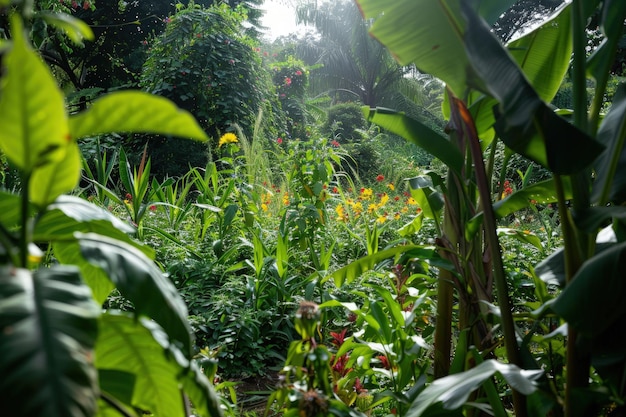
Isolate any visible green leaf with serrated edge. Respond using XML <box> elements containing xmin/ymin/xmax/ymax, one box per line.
<box><xmin>0</xmin><ymin>16</ymin><xmax>69</xmax><ymax>173</ymax></box>
<box><xmin>69</xmin><ymin>91</ymin><xmax>209</xmax><ymax>142</ymax></box>
<box><xmin>36</xmin><ymin>11</ymin><xmax>94</xmax><ymax>45</ymax></box>
<box><xmin>326</xmin><ymin>245</ymin><xmax>453</xmax><ymax>287</ymax></box>
<box><xmin>29</xmin><ymin>141</ymin><xmax>81</xmax><ymax>207</ymax></box>
<box><xmin>363</xmin><ymin>107</ymin><xmax>463</xmax><ymax>174</ymax></box>
<box><xmin>95</xmin><ymin>314</ymin><xmax>185</xmax><ymax>417</ymax></box>
<box><xmin>76</xmin><ymin>233</ymin><xmax>192</xmax><ymax>354</ymax></box>
<box><xmin>406</xmin><ymin>360</ymin><xmax>542</xmax><ymax>417</ymax></box>
<box><xmin>461</xmin><ymin>3</ymin><xmax>604</xmax><ymax>175</ymax></box>
<box><xmin>466</xmin><ymin>177</ymin><xmax>571</xmax><ymax>240</ymax></box>
<box><xmin>0</xmin><ymin>266</ymin><xmax>99</xmax><ymax>417</ymax></box>
<box><xmin>552</xmin><ymin>241</ymin><xmax>626</xmax><ymax>337</ymax></box>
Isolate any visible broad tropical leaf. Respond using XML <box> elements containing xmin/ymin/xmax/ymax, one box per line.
<box><xmin>0</xmin><ymin>16</ymin><xmax>69</xmax><ymax>173</ymax></box>
<box><xmin>76</xmin><ymin>233</ymin><xmax>193</xmax><ymax>353</ymax></box>
<box><xmin>29</xmin><ymin>140</ymin><xmax>81</xmax><ymax>207</ymax></box>
<box><xmin>407</xmin><ymin>175</ymin><xmax>444</xmax><ymax>220</ymax></box>
<box><xmin>406</xmin><ymin>360</ymin><xmax>542</xmax><ymax>417</ymax></box>
<box><xmin>461</xmin><ymin>3</ymin><xmax>604</xmax><ymax>175</ymax></box>
<box><xmin>552</xmin><ymin>241</ymin><xmax>626</xmax><ymax>337</ymax></box>
<box><xmin>0</xmin><ymin>266</ymin><xmax>99</xmax><ymax>417</ymax></box>
<box><xmin>96</xmin><ymin>314</ymin><xmax>222</xmax><ymax>417</ymax></box>
<box><xmin>363</xmin><ymin>107</ymin><xmax>463</xmax><ymax>174</ymax></box>
<box><xmin>592</xmin><ymin>84</ymin><xmax>626</xmax><ymax>204</ymax></box>
<box><xmin>69</xmin><ymin>91</ymin><xmax>209</xmax><ymax>142</ymax></box>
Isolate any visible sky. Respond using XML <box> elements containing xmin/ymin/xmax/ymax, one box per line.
<box><xmin>260</xmin><ymin>0</ymin><xmax>308</xmax><ymax>40</ymax></box>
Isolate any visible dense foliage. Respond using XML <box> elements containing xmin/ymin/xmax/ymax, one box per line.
<box><xmin>3</xmin><ymin>1</ymin><xmax>626</xmax><ymax>417</ymax></box>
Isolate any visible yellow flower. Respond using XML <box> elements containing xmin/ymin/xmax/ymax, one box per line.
<box><xmin>218</xmin><ymin>132</ymin><xmax>238</xmax><ymax>147</ymax></box>
<box><xmin>407</xmin><ymin>197</ymin><xmax>418</xmax><ymax>205</ymax></box>
<box><xmin>282</xmin><ymin>192</ymin><xmax>290</xmax><ymax>206</ymax></box>
<box><xmin>387</xmin><ymin>183</ymin><xmax>395</xmax><ymax>191</ymax></box>
<box><xmin>352</xmin><ymin>201</ymin><xmax>363</xmax><ymax>217</ymax></box>
<box><xmin>360</xmin><ymin>188</ymin><xmax>373</xmax><ymax>200</ymax></box>
<box><xmin>379</xmin><ymin>193</ymin><xmax>389</xmax><ymax>207</ymax></box>
<box><xmin>336</xmin><ymin>204</ymin><xmax>348</xmax><ymax>222</ymax></box>
<box><xmin>261</xmin><ymin>203</ymin><xmax>269</xmax><ymax>212</ymax></box>
<box><xmin>367</xmin><ymin>203</ymin><xmax>377</xmax><ymax>214</ymax></box>
<box><xmin>376</xmin><ymin>214</ymin><xmax>387</xmax><ymax>224</ymax></box>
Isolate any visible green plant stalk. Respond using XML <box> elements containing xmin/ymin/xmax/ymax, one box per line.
<box><xmin>466</xmin><ymin>111</ymin><xmax>526</xmax><ymax>417</ymax></box>
<box><xmin>564</xmin><ymin>1</ymin><xmax>593</xmax><ymax>413</ymax></box>
<box><xmin>19</xmin><ymin>172</ymin><xmax>31</xmax><ymax>268</ymax></box>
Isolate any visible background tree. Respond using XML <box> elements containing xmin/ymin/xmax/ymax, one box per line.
<box><xmin>139</xmin><ymin>3</ymin><xmax>282</xmax><ymax>178</ymax></box>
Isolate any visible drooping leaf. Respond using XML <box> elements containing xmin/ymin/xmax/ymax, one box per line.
<box><xmin>0</xmin><ymin>266</ymin><xmax>99</xmax><ymax>417</ymax></box>
<box><xmin>29</xmin><ymin>141</ymin><xmax>81</xmax><ymax>207</ymax></box>
<box><xmin>406</xmin><ymin>360</ymin><xmax>542</xmax><ymax>417</ymax></box>
<box><xmin>506</xmin><ymin>5</ymin><xmax>572</xmax><ymax>104</ymax></box>
<box><xmin>95</xmin><ymin>314</ymin><xmax>185</xmax><ymax>417</ymax></box>
<box><xmin>69</xmin><ymin>91</ymin><xmax>209</xmax><ymax>142</ymax></box>
<box><xmin>408</xmin><ymin>175</ymin><xmax>444</xmax><ymax>220</ymax></box>
<box><xmin>497</xmin><ymin>228</ymin><xmax>543</xmax><ymax>252</ymax></box>
<box><xmin>96</xmin><ymin>314</ymin><xmax>223</xmax><ymax>417</ymax></box>
<box><xmin>0</xmin><ymin>16</ymin><xmax>69</xmax><ymax>173</ymax></box>
<box><xmin>76</xmin><ymin>233</ymin><xmax>192</xmax><ymax>354</ymax></box>
<box><xmin>552</xmin><ymin>241</ymin><xmax>626</xmax><ymax>337</ymax></box>
<box><xmin>36</xmin><ymin>11</ymin><xmax>94</xmax><ymax>45</ymax></box>
<box><xmin>587</xmin><ymin>0</ymin><xmax>626</xmax><ymax>83</ymax></box>
<box><xmin>461</xmin><ymin>3</ymin><xmax>604</xmax><ymax>175</ymax></box>
<box><xmin>326</xmin><ymin>245</ymin><xmax>452</xmax><ymax>287</ymax></box>
<box><xmin>363</xmin><ymin>107</ymin><xmax>463</xmax><ymax>174</ymax></box>
<box><xmin>592</xmin><ymin>83</ymin><xmax>626</xmax><ymax>204</ymax></box>
<box><xmin>466</xmin><ymin>177</ymin><xmax>571</xmax><ymax>239</ymax></box>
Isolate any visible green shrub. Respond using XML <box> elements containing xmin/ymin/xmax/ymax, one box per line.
<box><xmin>323</xmin><ymin>102</ymin><xmax>367</xmax><ymax>142</ymax></box>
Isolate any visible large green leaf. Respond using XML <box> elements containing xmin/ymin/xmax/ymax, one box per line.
<box><xmin>357</xmin><ymin>0</ymin><xmax>517</xmax><ymax>97</ymax></box>
<box><xmin>506</xmin><ymin>5</ymin><xmax>572</xmax><ymax>104</ymax></box>
<box><xmin>592</xmin><ymin>83</ymin><xmax>626</xmax><ymax>204</ymax></box>
<box><xmin>0</xmin><ymin>16</ymin><xmax>68</xmax><ymax>173</ymax></box>
<box><xmin>406</xmin><ymin>360</ymin><xmax>542</xmax><ymax>417</ymax></box>
<box><xmin>552</xmin><ymin>241</ymin><xmax>626</xmax><ymax>337</ymax></box>
<box><xmin>69</xmin><ymin>91</ymin><xmax>209</xmax><ymax>142</ymax></box>
<box><xmin>461</xmin><ymin>3</ymin><xmax>604</xmax><ymax>175</ymax></box>
<box><xmin>29</xmin><ymin>140</ymin><xmax>81</xmax><ymax>207</ymax></box>
<box><xmin>0</xmin><ymin>191</ymin><xmax>22</xmax><ymax>229</ymax></box>
<box><xmin>0</xmin><ymin>266</ymin><xmax>99</xmax><ymax>417</ymax></box>
<box><xmin>76</xmin><ymin>233</ymin><xmax>192</xmax><ymax>353</ymax></box>
<box><xmin>408</xmin><ymin>175</ymin><xmax>444</xmax><ymax>220</ymax></box>
<box><xmin>362</xmin><ymin>107</ymin><xmax>463</xmax><ymax>174</ymax></box>
<box><xmin>96</xmin><ymin>314</ymin><xmax>222</xmax><ymax>417</ymax></box>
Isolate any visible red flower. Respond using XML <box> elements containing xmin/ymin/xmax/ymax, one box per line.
<box><xmin>284</xmin><ymin>77</ymin><xmax>292</xmax><ymax>86</ymax></box>
<box><xmin>329</xmin><ymin>328</ymin><xmax>349</xmax><ymax>347</ymax></box>
<box><xmin>332</xmin><ymin>186</ymin><xmax>338</xmax><ymax>193</ymax></box>
<box><xmin>149</xmin><ymin>205</ymin><xmax>157</xmax><ymax>212</ymax></box>
<box><xmin>82</xmin><ymin>1</ymin><xmax>89</xmax><ymax>9</ymax></box>
<box><xmin>378</xmin><ymin>355</ymin><xmax>391</xmax><ymax>369</ymax></box>
<box><xmin>125</xmin><ymin>193</ymin><xmax>132</xmax><ymax>200</ymax></box>
<box><xmin>331</xmin><ymin>140</ymin><xmax>340</xmax><ymax>147</ymax></box>
<box><xmin>295</xmin><ymin>70</ymin><xmax>303</xmax><ymax>76</ymax></box>
<box><xmin>277</xmin><ymin>137</ymin><xmax>283</xmax><ymax>144</ymax></box>
<box><xmin>376</xmin><ymin>174</ymin><xmax>385</xmax><ymax>182</ymax></box>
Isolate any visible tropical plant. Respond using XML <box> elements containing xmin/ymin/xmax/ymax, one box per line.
<box><xmin>140</xmin><ymin>2</ymin><xmax>282</xmax><ymax>157</ymax></box>
<box><xmin>0</xmin><ymin>10</ymin><xmax>222</xmax><ymax>417</ymax></box>
<box><xmin>349</xmin><ymin>0</ymin><xmax>626</xmax><ymax>416</ymax></box>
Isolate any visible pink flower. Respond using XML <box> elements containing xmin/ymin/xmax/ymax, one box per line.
<box><xmin>196</xmin><ymin>33</ymin><xmax>202</xmax><ymax>38</ymax></box>
<box><xmin>279</xmin><ymin>93</ymin><xmax>286</xmax><ymax>98</ymax></box>
<box><xmin>284</xmin><ymin>77</ymin><xmax>292</xmax><ymax>86</ymax></box>
<box><xmin>277</xmin><ymin>137</ymin><xmax>283</xmax><ymax>144</ymax></box>
<box><xmin>229</xmin><ymin>59</ymin><xmax>235</xmax><ymax>65</ymax></box>
<box><xmin>149</xmin><ymin>205</ymin><xmax>157</xmax><ymax>212</ymax></box>
<box><xmin>295</xmin><ymin>70</ymin><xmax>302</xmax><ymax>76</ymax></box>
<box><xmin>331</xmin><ymin>140</ymin><xmax>340</xmax><ymax>147</ymax></box>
